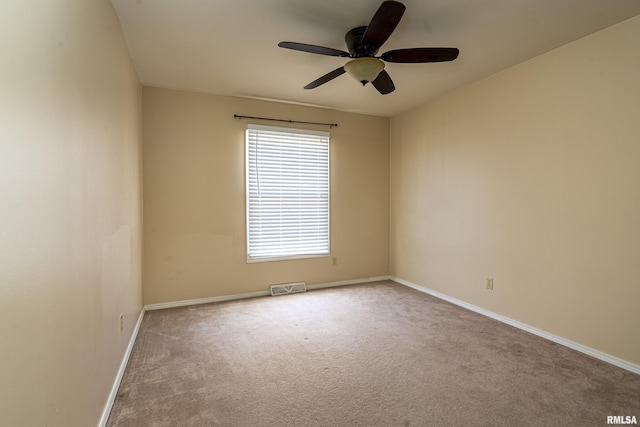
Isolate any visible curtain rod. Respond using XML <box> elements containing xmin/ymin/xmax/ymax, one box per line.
<box><xmin>234</xmin><ymin>114</ymin><xmax>338</xmax><ymax>128</ymax></box>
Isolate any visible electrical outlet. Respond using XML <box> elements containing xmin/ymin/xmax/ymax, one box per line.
<box><xmin>119</xmin><ymin>313</ymin><xmax>124</xmax><ymax>332</ymax></box>
<box><xmin>486</xmin><ymin>278</ymin><xmax>494</xmax><ymax>290</ymax></box>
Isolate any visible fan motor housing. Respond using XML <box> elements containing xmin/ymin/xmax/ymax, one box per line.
<box><xmin>345</xmin><ymin>26</ymin><xmax>378</xmax><ymax>57</ymax></box>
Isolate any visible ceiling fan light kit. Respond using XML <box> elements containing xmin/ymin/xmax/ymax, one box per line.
<box><xmin>344</xmin><ymin>58</ymin><xmax>385</xmax><ymax>85</ymax></box>
<box><xmin>278</xmin><ymin>0</ymin><xmax>459</xmax><ymax>94</ymax></box>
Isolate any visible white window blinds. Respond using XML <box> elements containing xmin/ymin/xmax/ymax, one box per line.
<box><xmin>246</xmin><ymin>124</ymin><xmax>330</xmax><ymax>262</ymax></box>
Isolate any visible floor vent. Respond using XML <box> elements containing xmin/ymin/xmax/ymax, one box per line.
<box><xmin>270</xmin><ymin>282</ymin><xmax>307</xmax><ymax>296</ymax></box>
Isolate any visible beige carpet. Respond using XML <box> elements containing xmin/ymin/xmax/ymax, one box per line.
<box><xmin>107</xmin><ymin>281</ymin><xmax>639</xmax><ymax>426</ymax></box>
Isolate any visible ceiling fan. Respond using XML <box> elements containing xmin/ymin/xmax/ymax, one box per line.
<box><xmin>278</xmin><ymin>0</ymin><xmax>459</xmax><ymax>95</ymax></box>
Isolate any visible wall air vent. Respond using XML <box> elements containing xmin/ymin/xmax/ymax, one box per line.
<box><xmin>270</xmin><ymin>282</ymin><xmax>307</xmax><ymax>296</ymax></box>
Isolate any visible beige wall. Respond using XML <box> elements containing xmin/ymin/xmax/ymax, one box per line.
<box><xmin>143</xmin><ymin>87</ymin><xmax>389</xmax><ymax>304</ymax></box>
<box><xmin>0</xmin><ymin>1</ymin><xmax>143</xmax><ymax>425</ymax></box>
<box><xmin>390</xmin><ymin>15</ymin><xmax>640</xmax><ymax>365</ymax></box>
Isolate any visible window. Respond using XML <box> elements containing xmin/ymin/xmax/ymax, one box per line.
<box><xmin>246</xmin><ymin>124</ymin><xmax>330</xmax><ymax>262</ymax></box>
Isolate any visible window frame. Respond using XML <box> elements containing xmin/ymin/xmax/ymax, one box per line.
<box><xmin>245</xmin><ymin>124</ymin><xmax>331</xmax><ymax>263</ymax></box>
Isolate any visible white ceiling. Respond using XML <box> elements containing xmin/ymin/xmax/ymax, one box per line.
<box><xmin>111</xmin><ymin>0</ymin><xmax>640</xmax><ymax>117</ymax></box>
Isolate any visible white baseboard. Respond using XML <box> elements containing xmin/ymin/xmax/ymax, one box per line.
<box><xmin>144</xmin><ymin>276</ymin><xmax>392</xmax><ymax>311</ymax></box>
<box><xmin>144</xmin><ymin>290</ymin><xmax>270</xmax><ymax>311</ymax></box>
<box><xmin>99</xmin><ymin>308</ymin><xmax>145</xmax><ymax>427</ymax></box>
<box><xmin>306</xmin><ymin>275</ymin><xmax>391</xmax><ymax>290</ymax></box>
<box><xmin>391</xmin><ymin>276</ymin><xmax>640</xmax><ymax>376</ymax></box>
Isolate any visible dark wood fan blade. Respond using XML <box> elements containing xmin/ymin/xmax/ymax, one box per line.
<box><xmin>304</xmin><ymin>67</ymin><xmax>346</xmax><ymax>89</ymax></box>
<box><xmin>371</xmin><ymin>70</ymin><xmax>395</xmax><ymax>94</ymax></box>
<box><xmin>278</xmin><ymin>42</ymin><xmax>350</xmax><ymax>57</ymax></box>
<box><xmin>381</xmin><ymin>48</ymin><xmax>459</xmax><ymax>63</ymax></box>
<box><xmin>362</xmin><ymin>1</ymin><xmax>406</xmax><ymax>51</ymax></box>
